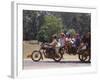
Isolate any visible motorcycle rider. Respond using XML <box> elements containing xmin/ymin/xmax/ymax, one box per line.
<box><xmin>81</xmin><ymin>32</ymin><xmax>91</xmax><ymax>49</ymax></box>
<box><xmin>74</xmin><ymin>33</ymin><xmax>81</xmax><ymax>48</ymax></box>
<box><xmin>49</xmin><ymin>34</ymin><xmax>58</xmax><ymax>48</ymax></box>
<box><xmin>77</xmin><ymin>32</ymin><xmax>91</xmax><ymax>53</ymax></box>
<box><xmin>46</xmin><ymin>34</ymin><xmax>58</xmax><ymax>57</ymax></box>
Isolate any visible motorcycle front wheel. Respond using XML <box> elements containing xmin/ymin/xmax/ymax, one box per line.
<box><xmin>31</xmin><ymin>50</ymin><xmax>42</xmax><ymax>62</ymax></box>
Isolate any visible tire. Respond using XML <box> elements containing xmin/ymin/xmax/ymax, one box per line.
<box><xmin>31</xmin><ymin>50</ymin><xmax>42</xmax><ymax>62</ymax></box>
<box><xmin>72</xmin><ymin>47</ymin><xmax>77</xmax><ymax>55</ymax></box>
<box><xmin>53</xmin><ymin>50</ymin><xmax>63</xmax><ymax>62</ymax></box>
<box><xmin>78</xmin><ymin>50</ymin><xmax>90</xmax><ymax>62</ymax></box>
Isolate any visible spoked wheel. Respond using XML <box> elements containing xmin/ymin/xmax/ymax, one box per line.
<box><xmin>31</xmin><ymin>50</ymin><xmax>42</xmax><ymax>62</ymax></box>
<box><xmin>78</xmin><ymin>50</ymin><xmax>90</xmax><ymax>62</ymax></box>
<box><xmin>53</xmin><ymin>53</ymin><xmax>62</xmax><ymax>62</ymax></box>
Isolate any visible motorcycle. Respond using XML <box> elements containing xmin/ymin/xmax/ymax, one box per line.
<box><xmin>58</xmin><ymin>42</ymin><xmax>91</xmax><ymax>62</ymax></box>
<box><xmin>59</xmin><ymin>41</ymin><xmax>77</xmax><ymax>55</ymax></box>
<box><xmin>77</xmin><ymin>43</ymin><xmax>91</xmax><ymax>62</ymax></box>
<box><xmin>31</xmin><ymin>43</ymin><xmax>63</xmax><ymax>62</ymax></box>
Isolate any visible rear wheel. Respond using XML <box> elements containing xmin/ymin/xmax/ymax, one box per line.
<box><xmin>31</xmin><ymin>50</ymin><xmax>42</xmax><ymax>62</ymax></box>
<box><xmin>53</xmin><ymin>53</ymin><xmax>62</xmax><ymax>62</ymax></box>
<box><xmin>78</xmin><ymin>50</ymin><xmax>90</xmax><ymax>62</ymax></box>
<box><xmin>53</xmin><ymin>48</ymin><xmax>63</xmax><ymax>62</ymax></box>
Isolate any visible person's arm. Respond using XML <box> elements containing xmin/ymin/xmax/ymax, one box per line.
<box><xmin>50</xmin><ymin>40</ymin><xmax>55</xmax><ymax>46</ymax></box>
<box><xmin>50</xmin><ymin>40</ymin><xmax>57</xmax><ymax>47</ymax></box>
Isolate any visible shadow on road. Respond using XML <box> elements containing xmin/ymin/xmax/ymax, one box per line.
<box><xmin>38</xmin><ymin>61</ymin><xmax>91</xmax><ymax>64</ymax></box>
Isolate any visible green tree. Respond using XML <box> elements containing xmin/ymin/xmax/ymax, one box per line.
<box><xmin>37</xmin><ymin>15</ymin><xmax>63</xmax><ymax>42</ymax></box>
<box><xmin>67</xmin><ymin>28</ymin><xmax>76</xmax><ymax>37</ymax></box>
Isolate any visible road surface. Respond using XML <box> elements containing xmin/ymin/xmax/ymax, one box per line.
<box><xmin>23</xmin><ymin>54</ymin><xmax>91</xmax><ymax>69</ymax></box>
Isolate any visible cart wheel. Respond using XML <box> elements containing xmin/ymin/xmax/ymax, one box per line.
<box><xmin>78</xmin><ymin>50</ymin><xmax>90</xmax><ymax>62</ymax></box>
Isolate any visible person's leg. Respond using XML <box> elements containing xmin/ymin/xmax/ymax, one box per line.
<box><xmin>46</xmin><ymin>47</ymin><xmax>51</xmax><ymax>57</ymax></box>
<box><xmin>50</xmin><ymin>48</ymin><xmax>56</xmax><ymax>57</ymax></box>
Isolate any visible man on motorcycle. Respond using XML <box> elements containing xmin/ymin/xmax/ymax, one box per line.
<box><xmin>81</xmin><ymin>32</ymin><xmax>91</xmax><ymax>50</ymax></box>
<box><xmin>77</xmin><ymin>32</ymin><xmax>91</xmax><ymax>62</ymax></box>
<box><xmin>77</xmin><ymin>32</ymin><xmax>91</xmax><ymax>54</ymax></box>
<box><xmin>74</xmin><ymin>33</ymin><xmax>81</xmax><ymax>48</ymax></box>
<box><xmin>46</xmin><ymin>34</ymin><xmax>58</xmax><ymax>57</ymax></box>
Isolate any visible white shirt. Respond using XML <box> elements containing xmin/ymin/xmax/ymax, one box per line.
<box><xmin>59</xmin><ymin>38</ymin><xmax>65</xmax><ymax>47</ymax></box>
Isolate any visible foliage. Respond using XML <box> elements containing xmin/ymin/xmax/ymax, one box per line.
<box><xmin>23</xmin><ymin>10</ymin><xmax>91</xmax><ymax>41</ymax></box>
<box><xmin>37</xmin><ymin>15</ymin><xmax>63</xmax><ymax>42</ymax></box>
<box><xmin>67</xmin><ymin>28</ymin><xmax>76</xmax><ymax>37</ymax></box>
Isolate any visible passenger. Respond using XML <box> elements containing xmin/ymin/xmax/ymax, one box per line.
<box><xmin>59</xmin><ymin>32</ymin><xmax>66</xmax><ymax>48</ymax></box>
<box><xmin>65</xmin><ymin>33</ymin><xmax>71</xmax><ymax>43</ymax></box>
<box><xmin>74</xmin><ymin>33</ymin><xmax>81</xmax><ymax>48</ymax></box>
<box><xmin>65</xmin><ymin>33</ymin><xmax>72</xmax><ymax>52</ymax></box>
